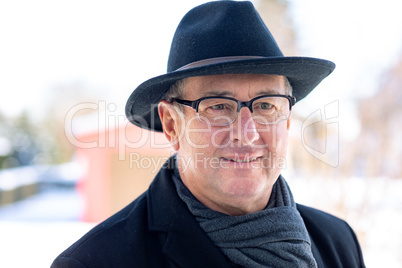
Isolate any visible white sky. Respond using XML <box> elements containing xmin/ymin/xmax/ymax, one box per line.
<box><xmin>289</xmin><ymin>0</ymin><xmax>402</xmax><ymax>103</ymax></box>
<box><xmin>0</xmin><ymin>0</ymin><xmax>204</xmax><ymax>117</ymax></box>
<box><xmin>1</xmin><ymin>0</ymin><xmax>402</xmax><ymax>139</ymax></box>
<box><xmin>288</xmin><ymin>0</ymin><xmax>402</xmax><ymax>139</ymax></box>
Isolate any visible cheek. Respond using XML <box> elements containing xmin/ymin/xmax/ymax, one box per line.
<box><xmin>180</xmin><ymin>119</ymin><xmax>215</xmax><ymax>151</ymax></box>
<box><xmin>259</xmin><ymin>123</ymin><xmax>289</xmax><ymax>152</ymax></box>
<box><xmin>275</xmin><ymin>124</ymin><xmax>289</xmax><ymax>154</ymax></box>
<box><xmin>209</xmin><ymin>127</ymin><xmax>232</xmax><ymax>148</ymax></box>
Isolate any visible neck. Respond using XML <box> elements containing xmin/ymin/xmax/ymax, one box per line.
<box><xmin>191</xmin><ymin>188</ymin><xmax>272</xmax><ymax>216</ymax></box>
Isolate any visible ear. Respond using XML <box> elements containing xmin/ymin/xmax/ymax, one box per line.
<box><xmin>286</xmin><ymin>111</ymin><xmax>292</xmax><ymax>130</ymax></box>
<box><xmin>158</xmin><ymin>100</ymin><xmax>181</xmax><ymax>151</ymax></box>
<box><xmin>287</xmin><ymin>116</ymin><xmax>291</xmax><ymax>130</ymax></box>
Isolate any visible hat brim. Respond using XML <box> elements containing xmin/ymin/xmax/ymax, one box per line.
<box><xmin>125</xmin><ymin>56</ymin><xmax>335</xmax><ymax>132</ymax></box>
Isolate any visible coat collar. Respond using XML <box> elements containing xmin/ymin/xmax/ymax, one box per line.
<box><xmin>146</xmin><ymin>157</ymin><xmax>234</xmax><ymax>267</ymax></box>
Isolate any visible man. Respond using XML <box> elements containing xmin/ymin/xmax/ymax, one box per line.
<box><xmin>52</xmin><ymin>1</ymin><xmax>365</xmax><ymax>267</ymax></box>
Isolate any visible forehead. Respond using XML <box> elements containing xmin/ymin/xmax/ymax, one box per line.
<box><xmin>183</xmin><ymin>74</ymin><xmax>286</xmax><ymax>99</ymax></box>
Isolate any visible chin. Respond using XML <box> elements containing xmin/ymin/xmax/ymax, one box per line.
<box><xmin>222</xmin><ymin>175</ymin><xmax>268</xmax><ymax>198</ymax></box>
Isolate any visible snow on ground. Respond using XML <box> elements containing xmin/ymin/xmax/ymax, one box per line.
<box><xmin>0</xmin><ymin>188</ymin><xmax>95</xmax><ymax>268</ymax></box>
<box><xmin>287</xmin><ymin>175</ymin><xmax>402</xmax><ymax>267</ymax></box>
<box><xmin>0</xmin><ymin>221</ymin><xmax>94</xmax><ymax>268</ymax></box>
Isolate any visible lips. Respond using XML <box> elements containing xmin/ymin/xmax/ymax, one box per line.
<box><xmin>221</xmin><ymin>156</ymin><xmax>260</xmax><ymax>163</ymax></box>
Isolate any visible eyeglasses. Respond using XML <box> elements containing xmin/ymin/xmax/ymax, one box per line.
<box><xmin>172</xmin><ymin>94</ymin><xmax>296</xmax><ymax>126</ymax></box>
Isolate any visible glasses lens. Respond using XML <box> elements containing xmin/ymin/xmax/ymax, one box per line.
<box><xmin>197</xmin><ymin>98</ymin><xmax>237</xmax><ymax>126</ymax></box>
<box><xmin>252</xmin><ymin>97</ymin><xmax>290</xmax><ymax>124</ymax></box>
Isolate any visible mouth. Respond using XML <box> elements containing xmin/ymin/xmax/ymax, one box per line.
<box><xmin>221</xmin><ymin>156</ymin><xmax>260</xmax><ymax>163</ymax></box>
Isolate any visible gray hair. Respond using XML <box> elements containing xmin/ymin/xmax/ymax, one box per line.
<box><xmin>163</xmin><ymin>78</ymin><xmax>187</xmax><ymax>102</ymax></box>
<box><xmin>284</xmin><ymin>77</ymin><xmax>293</xmax><ymax>96</ymax></box>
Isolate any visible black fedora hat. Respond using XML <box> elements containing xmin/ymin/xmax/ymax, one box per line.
<box><xmin>125</xmin><ymin>0</ymin><xmax>335</xmax><ymax>132</ymax></box>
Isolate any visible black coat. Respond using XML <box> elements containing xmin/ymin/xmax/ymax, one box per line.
<box><xmin>52</xmin><ymin>162</ymin><xmax>365</xmax><ymax>268</ymax></box>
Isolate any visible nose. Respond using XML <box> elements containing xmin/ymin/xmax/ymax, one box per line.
<box><xmin>230</xmin><ymin>107</ymin><xmax>260</xmax><ymax>145</ymax></box>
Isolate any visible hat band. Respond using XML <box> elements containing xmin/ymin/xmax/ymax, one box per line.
<box><xmin>176</xmin><ymin>56</ymin><xmax>264</xmax><ymax>71</ymax></box>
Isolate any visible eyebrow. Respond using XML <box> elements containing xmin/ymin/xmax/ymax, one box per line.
<box><xmin>200</xmin><ymin>89</ymin><xmax>283</xmax><ymax>98</ymax></box>
<box><xmin>201</xmin><ymin>90</ymin><xmax>234</xmax><ymax>97</ymax></box>
<box><xmin>255</xmin><ymin>89</ymin><xmax>283</xmax><ymax>95</ymax></box>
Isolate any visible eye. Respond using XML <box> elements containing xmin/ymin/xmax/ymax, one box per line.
<box><xmin>199</xmin><ymin>98</ymin><xmax>236</xmax><ymax>115</ymax></box>
<box><xmin>257</xmin><ymin>102</ymin><xmax>273</xmax><ymax>110</ymax></box>
<box><xmin>210</xmin><ymin>103</ymin><xmax>226</xmax><ymax>110</ymax></box>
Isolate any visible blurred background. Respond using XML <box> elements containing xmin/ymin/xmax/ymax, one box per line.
<box><xmin>0</xmin><ymin>0</ymin><xmax>401</xmax><ymax>266</ymax></box>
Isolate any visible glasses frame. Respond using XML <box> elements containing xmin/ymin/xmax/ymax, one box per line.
<box><xmin>172</xmin><ymin>94</ymin><xmax>296</xmax><ymax>126</ymax></box>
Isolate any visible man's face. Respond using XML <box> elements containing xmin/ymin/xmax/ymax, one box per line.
<box><xmin>160</xmin><ymin>74</ymin><xmax>291</xmax><ymax>215</ymax></box>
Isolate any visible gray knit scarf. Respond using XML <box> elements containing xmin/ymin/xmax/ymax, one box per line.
<box><xmin>172</xmin><ymin>167</ymin><xmax>317</xmax><ymax>267</ymax></box>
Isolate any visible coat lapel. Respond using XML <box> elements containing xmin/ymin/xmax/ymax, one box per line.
<box><xmin>163</xmin><ymin>213</ymin><xmax>232</xmax><ymax>267</ymax></box>
<box><xmin>146</xmin><ymin>160</ymin><xmax>233</xmax><ymax>267</ymax></box>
